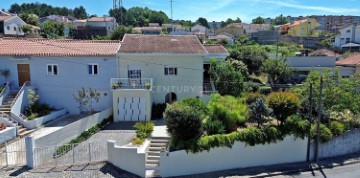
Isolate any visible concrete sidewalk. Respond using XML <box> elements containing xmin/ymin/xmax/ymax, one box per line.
<box><xmin>176</xmin><ymin>153</ymin><xmax>360</xmax><ymax>178</ymax></box>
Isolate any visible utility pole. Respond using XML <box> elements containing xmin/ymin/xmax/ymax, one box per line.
<box><xmin>275</xmin><ymin>33</ymin><xmax>279</xmax><ymax>59</ymax></box>
<box><xmin>306</xmin><ymin>83</ymin><xmax>313</xmax><ymax>162</ymax></box>
<box><xmin>315</xmin><ymin>76</ymin><xmax>323</xmax><ymax>163</ymax></box>
<box><xmin>113</xmin><ymin>0</ymin><xmax>123</xmax><ymax>25</ymax></box>
<box><xmin>170</xmin><ymin>0</ymin><xmax>174</xmax><ymax>32</ymax></box>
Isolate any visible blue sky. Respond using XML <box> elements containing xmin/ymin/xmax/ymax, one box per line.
<box><xmin>2</xmin><ymin>0</ymin><xmax>360</xmax><ymax>22</ymax></box>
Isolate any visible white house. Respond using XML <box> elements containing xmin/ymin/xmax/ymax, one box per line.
<box><xmin>111</xmin><ymin>34</ymin><xmax>228</xmax><ymax>122</ymax></box>
<box><xmin>191</xmin><ymin>24</ymin><xmax>209</xmax><ymax>35</ymax></box>
<box><xmin>0</xmin><ymin>38</ymin><xmax>120</xmax><ymax>115</ymax></box>
<box><xmin>0</xmin><ymin>16</ymin><xmax>27</xmax><ymax>36</ymax></box>
<box><xmin>86</xmin><ymin>17</ymin><xmax>117</xmax><ymax>34</ymax></box>
<box><xmin>334</xmin><ymin>25</ymin><xmax>360</xmax><ymax>49</ymax></box>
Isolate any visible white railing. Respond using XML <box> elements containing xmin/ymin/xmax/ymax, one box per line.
<box><xmin>203</xmin><ymin>80</ymin><xmax>217</xmax><ymax>95</ymax></box>
<box><xmin>0</xmin><ymin>82</ymin><xmax>10</xmax><ymax>104</ymax></box>
<box><xmin>111</xmin><ymin>78</ymin><xmax>153</xmax><ymax>91</ymax></box>
<box><xmin>11</xmin><ymin>81</ymin><xmax>31</xmax><ymax>107</ymax></box>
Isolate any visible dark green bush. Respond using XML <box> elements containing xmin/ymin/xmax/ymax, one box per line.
<box><xmin>284</xmin><ymin>115</ymin><xmax>309</xmax><ymax>139</ymax></box>
<box><xmin>329</xmin><ymin>121</ymin><xmax>345</xmax><ymax>136</ymax></box>
<box><xmin>151</xmin><ymin>103</ymin><xmax>167</xmax><ymax>120</ymax></box>
<box><xmin>179</xmin><ymin>98</ymin><xmax>208</xmax><ymax>115</ymax></box>
<box><xmin>311</xmin><ymin>124</ymin><xmax>333</xmax><ymax>143</ymax></box>
<box><xmin>238</xmin><ymin>127</ymin><xmax>267</xmax><ymax>146</ymax></box>
<box><xmin>164</xmin><ymin>102</ymin><xmax>202</xmax><ymax>143</ymax></box>
<box><xmin>267</xmin><ymin>91</ymin><xmax>301</xmax><ymax>125</ymax></box>
<box><xmin>203</xmin><ymin>119</ymin><xmax>225</xmax><ymax>135</ymax></box>
<box><xmin>24</xmin><ymin>102</ymin><xmax>55</xmax><ymax>120</ymax></box>
<box><xmin>259</xmin><ymin>86</ymin><xmax>271</xmax><ymax>95</ymax></box>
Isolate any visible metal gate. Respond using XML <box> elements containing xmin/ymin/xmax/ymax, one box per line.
<box><xmin>34</xmin><ymin>141</ymin><xmax>107</xmax><ymax>168</ymax></box>
<box><xmin>118</xmin><ymin>97</ymin><xmax>147</xmax><ymax>121</ymax></box>
<box><xmin>0</xmin><ymin>138</ymin><xmax>26</xmax><ymax>167</ymax></box>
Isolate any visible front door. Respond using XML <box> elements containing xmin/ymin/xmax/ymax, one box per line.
<box><xmin>17</xmin><ymin>64</ymin><xmax>30</xmax><ymax>87</ymax></box>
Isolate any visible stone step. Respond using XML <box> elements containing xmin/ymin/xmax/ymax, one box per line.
<box><xmin>146</xmin><ymin>159</ymin><xmax>159</xmax><ymax>164</ymax></box>
<box><xmin>151</xmin><ymin>137</ymin><xmax>170</xmax><ymax>140</ymax></box>
<box><xmin>150</xmin><ymin>142</ymin><xmax>167</xmax><ymax>147</ymax></box>
<box><xmin>18</xmin><ymin>129</ymin><xmax>35</xmax><ymax>138</ymax></box>
<box><xmin>145</xmin><ymin>163</ymin><xmax>159</xmax><ymax>168</ymax></box>
<box><xmin>147</xmin><ymin>151</ymin><xmax>160</xmax><ymax>156</ymax></box>
<box><xmin>0</xmin><ymin>105</ymin><xmax>11</xmax><ymax>108</ymax></box>
<box><xmin>148</xmin><ymin>147</ymin><xmax>162</xmax><ymax>151</ymax></box>
<box><xmin>147</xmin><ymin>155</ymin><xmax>160</xmax><ymax>161</ymax></box>
<box><xmin>151</xmin><ymin>139</ymin><xmax>169</xmax><ymax>143</ymax></box>
<box><xmin>18</xmin><ymin>127</ymin><xmax>27</xmax><ymax>133</ymax></box>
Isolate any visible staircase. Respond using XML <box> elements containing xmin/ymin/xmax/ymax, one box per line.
<box><xmin>146</xmin><ymin>136</ymin><xmax>170</xmax><ymax>177</ymax></box>
<box><xmin>0</xmin><ymin>90</ymin><xmax>29</xmax><ymax>137</ymax></box>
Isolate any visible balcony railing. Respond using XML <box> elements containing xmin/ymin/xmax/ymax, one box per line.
<box><xmin>111</xmin><ymin>78</ymin><xmax>153</xmax><ymax>91</ymax></box>
<box><xmin>203</xmin><ymin>81</ymin><xmax>217</xmax><ymax>95</ymax></box>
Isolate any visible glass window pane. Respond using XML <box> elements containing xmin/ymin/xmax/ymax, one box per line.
<box><xmin>94</xmin><ymin>65</ymin><xmax>98</xmax><ymax>74</ymax></box>
<box><xmin>88</xmin><ymin>65</ymin><xmax>92</xmax><ymax>74</ymax></box>
<box><xmin>54</xmin><ymin>65</ymin><xmax>58</xmax><ymax>75</ymax></box>
<box><xmin>48</xmin><ymin>65</ymin><xmax>52</xmax><ymax>74</ymax></box>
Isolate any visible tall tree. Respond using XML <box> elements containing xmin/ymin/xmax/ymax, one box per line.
<box><xmin>196</xmin><ymin>17</ymin><xmax>209</xmax><ymax>28</ymax></box>
<box><xmin>273</xmin><ymin>14</ymin><xmax>288</xmax><ymax>25</ymax></box>
<box><xmin>73</xmin><ymin>6</ymin><xmax>87</xmax><ymax>19</ymax></box>
<box><xmin>226</xmin><ymin>17</ymin><xmax>242</xmax><ymax>24</ymax></box>
<box><xmin>252</xmin><ymin>16</ymin><xmax>265</xmax><ymax>24</ymax></box>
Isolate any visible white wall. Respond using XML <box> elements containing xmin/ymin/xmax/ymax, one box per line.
<box><xmin>0</xmin><ymin>56</ymin><xmax>117</xmax><ymax>114</ymax></box>
<box><xmin>118</xmin><ymin>55</ymin><xmax>204</xmax><ymax>104</ymax></box>
<box><xmin>107</xmin><ymin>140</ymin><xmax>147</xmax><ymax>177</ymax></box>
<box><xmin>0</xmin><ymin>127</ymin><xmax>16</xmax><ymax>144</ymax></box>
<box><xmin>159</xmin><ymin>135</ymin><xmax>307</xmax><ymax>177</ymax></box>
<box><xmin>34</xmin><ymin>108</ymin><xmax>112</xmax><ymax>147</ymax></box>
<box><xmin>4</xmin><ymin>16</ymin><xmax>26</xmax><ymax>35</ymax></box>
<box><xmin>25</xmin><ymin>109</ymin><xmax>67</xmax><ymax>129</ymax></box>
<box><xmin>310</xmin><ymin>129</ymin><xmax>360</xmax><ymax>159</ymax></box>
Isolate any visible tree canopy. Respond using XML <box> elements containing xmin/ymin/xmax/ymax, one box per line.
<box><xmin>196</xmin><ymin>17</ymin><xmax>209</xmax><ymax>28</ymax></box>
<box><xmin>9</xmin><ymin>3</ymin><xmax>87</xmax><ymax>18</ymax></box>
<box><xmin>252</xmin><ymin>16</ymin><xmax>265</xmax><ymax>24</ymax></box>
<box><xmin>226</xmin><ymin>17</ymin><xmax>242</xmax><ymax>24</ymax></box>
<box><xmin>273</xmin><ymin>14</ymin><xmax>288</xmax><ymax>25</ymax></box>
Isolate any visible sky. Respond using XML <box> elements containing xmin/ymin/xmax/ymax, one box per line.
<box><xmin>2</xmin><ymin>0</ymin><xmax>360</xmax><ymax>23</ymax></box>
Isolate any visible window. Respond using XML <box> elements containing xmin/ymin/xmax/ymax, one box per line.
<box><xmin>346</xmin><ymin>29</ymin><xmax>351</xmax><ymax>33</ymax></box>
<box><xmin>165</xmin><ymin>92</ymin><xmax>177</xmax><ymax>103</ymax></box>
<box><xmin>128</xmin><ymin>66</ymin><xmax>141</xmax><ymax>79</ymax></box>
<box><xmin>346</xmin><ymin>38</ymin><xmax>350</xmax><ymax>43</ymax></box>
<box><xmin>14</xmin><ymin>27</ymin><xmax>16</xmax><ymax>31</ymax></box>
<box><xmin>7</xmin><ymin>26</ymin><xmax>9</xmax><ymax>30</ymax></box>
<box><xmin>164</xmin><ymin>66</ymin><xmax>177</xmax><ymax>76</ymax></box>
<box><xmin>88</xmin><ymin>64</ymin><xmax>98</xmax><ymax>75</ymax></box>
<box><xmin>47</xmin><ymin>64</ymin><xmax>58</xmax><ymax>75</ymax></box>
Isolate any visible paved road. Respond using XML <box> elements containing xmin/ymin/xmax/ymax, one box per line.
<box><xmin>273</xmin><ymin>162</ymin><xmax>360</xmax><ymax>178</ymax></box>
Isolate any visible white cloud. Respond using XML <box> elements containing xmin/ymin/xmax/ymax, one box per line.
<box><xmin>258</xmin><ymin>0</ymin><xmax>359</xmax><ymax>14</ymax></box>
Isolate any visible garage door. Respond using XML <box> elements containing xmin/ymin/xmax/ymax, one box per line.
<box><xmin>118</xmin><ymin>97</ymin><xmax>147</xmax><ymax>121</ymax></box>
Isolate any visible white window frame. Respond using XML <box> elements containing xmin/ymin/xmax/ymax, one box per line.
<box><xmin>164</xmin><ymin>66</ymin><xmax>177</xmax><ymax>76</ymax></box>
<box><xmin>88</xmin><ymin>64</ymin><xmax>99</xmax><ymax>75</ymax></box>
<box><xmin>47</xmin><ymin>64</ymin><xmax>58</xmax><ymax>75</ymax></box>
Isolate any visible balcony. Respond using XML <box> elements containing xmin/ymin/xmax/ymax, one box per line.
<box><xmin>111</xmin><ymin>78</ymin><xmax>153</xmax><ymax>91</ymax></box>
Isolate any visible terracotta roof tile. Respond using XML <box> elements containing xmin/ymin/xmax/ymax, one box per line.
<box><xmin>0</xmin><ymin>38</ymin><xmax>120</xmax><ymax>57</ymax></box>
<box><xmin>336</xmin><ymin>53</ymin><xmax>360</xmax><ymax>66</ymax></box>
<box><xmin>0</xmin><ymin>16</ymin><xmax>14</xmax><ymax>21</ymax></box>
<box><xmin>119</xmin><ymin>34</ymin><xmax>208</xmax><ymax>54</ymax></box>
<box><xmin>203</xmin><ymin>44</ymin><xmax>229</xmax><ymax>54</ymax></box>
<box><xmin>310</xmin><ymin>48</ymin><xmax>338</xmax><ymax>57</ymax></box>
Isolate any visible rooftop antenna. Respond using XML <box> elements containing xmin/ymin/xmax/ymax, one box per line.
<box><xmin>170</xmin><ymin>0</ymin><xmax>174</xmax><ymax>32</ymax></box>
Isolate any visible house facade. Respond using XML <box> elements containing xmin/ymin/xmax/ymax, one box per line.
<box><xmin>0</xmin><ymin>16</ymin><xmax>27</xmax><ymax>36</ymax></box>
<box><xmin>73</xmin><ymin>17</ymin><xmax>117</xmax><ymax>39</ymax></box>
<box><xmin>333</xmin><ymin>25</ymin><xmax>360</xmax><ymax>49</ymax></box>
<box><xmin>0</xmin><ymin>38</ymin><xmax>120</xmax><ymax>114</ymax></box>
<box><xmin>336</xmin><ymin>53</ymin><xmax>360</xmax><ymax>75</ymax></box>
<box><xmin>112</xmin><ymin>34</ymin><xmax>228</xmax><ymax>122</ymax></box>
<box><xmin>280</xmin><ymin>18</ymin><xmax>321</xmax><ymax>37</ymax></box>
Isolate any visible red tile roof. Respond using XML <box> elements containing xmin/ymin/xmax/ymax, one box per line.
<box><xmin>310</xmin><ymin>48</ymin><xmax>338</xmax><ymax>57</ymax></box>
<box><xmin>0</xmin><ymin>38</ymin><xmax>120</xmax><ymax>57</ymax></box>
<box><xmin>119</xmin><ymin>34</ymin><xmax>208</xmax><ymax>54</ymax></box>
<box><xmin>203</xmin><ymin>44</ymin><xmax>229</xmax><ymax>54</ymax></box>
<box><xmin>336</xmin><ymin>53</ymin><xmax>360</xmax><ymax>66</ymax></box>
<box><xmin>0</xmin><ymin>16</ymin><xmax>14</xmax><ymax>21</ymax></box>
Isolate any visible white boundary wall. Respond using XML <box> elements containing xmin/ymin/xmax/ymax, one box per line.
<box><xmin>159</xmin><ymin>135</ymin><xmax>307</xmax><ymax>177</ymax></box>
<box><xmin>34</xmin><ymin>108</ymin><xmax>112</xmax><ymax>147</ymax></box>
<box><xmin>310</xmin><ymin>128</ymin><xmax>360</xmax><ymax>159</ymax></box>
<box><xmin>107</xmin><ymin>139</ymin><xmax>150</xmax><ymax>177</ymax></box>
<box><xmin>0</xmin><ymin>127</ymin><xmax>16</xmax><ymax>144</ymax></box>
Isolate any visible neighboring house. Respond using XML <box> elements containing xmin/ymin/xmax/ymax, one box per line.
<box><xmin>0</xmin><ymin>16</ymin><xmax>26</xmax><ymax>36</ymax></box>
<box><xmin>191</xmin><ymin>24</ymin><xmax>209</xmax><ymax>35</ymax></box>
<box><xmin>256</xmin><ymin>30</ymin><xmax>278</xmax><ymax>45</ymax></box>
<box><xmin>169</xmin><ymin>28</ymin><xmax>190</xmax><ymax>35</ymax></box>
<box><xmin>336</xmin><ymin>53</ymin><xmax>360</xmax><ymax>75</ymax></box>
<box><xmin>0</xmin><ymin>38</ymin><xmax>120</xmax><ymax>114</ymax></box>
<box><xmin>39</xmin><ymin>15</ymin><xmax>72</xmax><ymax>28</ymax></box>
<box><xmin>286</xmin><ymin>49</ymin><xmax>353</xmax><ymax>82</ymax></box>
<box><xmin>228</xmin><ymin>23</ymin><xmax>270</xmax><ymax>36</ymax></box>
<box><xmin>333</xmin><ymin>25</ymin><xmax>360</xmax><ymax>50</ymax></box>
<box><xmin>309</xmin><ymin>15</ymin><xmax>360</xmax><ymax>33</ymax></box>
<box><xmin>112</xmin><ymin>34</ymin><xmax>228</xmax><ymax>121</ymax></box>
<box><xmin>149</xmin><ymin>23</ymin><xmax>160</xmax><ymax>27</ymax></box>
<box><xmin>73</xmin><ymin>16</ymin><xmax>117</xmax><ymax>39</ymax></box>
<box><xmin>0</xmin><ymin>10</ymin><xmax>14</xmax><ymax>16</ymax></box>
<box><xmin>207</xmin><ymin>34</ymin><xmax>234</xmax><ymax>45</ymax></box>
<box><xmin>215</xmin><ymin>25</ymin><xmax>246</xmax><ymax>39</ymax></box>
<box><xmin>209</xmin><ymin>21</ymin><xmax>223</xmax><ymax>30</ymax></box>
<box><xmin>280</xmin><ymin>18</ymin><xmax>321</xmax><ymax>37</ymax></box>
<box><xmin>133</xmin><ymin>27</ymin><xmax>162</xmax><ymax>35</ymax></box>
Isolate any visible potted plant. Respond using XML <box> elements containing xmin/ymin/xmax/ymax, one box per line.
<box><xmin>145</xmin><ymin>82</ymin><xmax>151</xmax><ymax>89</ymax></box>
<box><xmin>112</xmin><ymin>83</ymin><xmax>119</xmax><ymax>89</ymax></box>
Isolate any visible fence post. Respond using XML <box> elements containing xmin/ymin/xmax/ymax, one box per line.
<box><xmin>72</xmin><ymin>144</ymin><xmax>75</xmax><ymax>164</ymax></box>
<box><xmin>4</xmin><ymin>141</ymin><xmax>8</xmax><ymax>166</ymax></box>
<box><xmin>88</xmin><ymin>142</ymin><xmax>91</xmax><ymax>163</ymax></box>
<box><xmin>25</xmin><ymin>137</ymin><xmax>35</xmax><ymax>168</ymax></box>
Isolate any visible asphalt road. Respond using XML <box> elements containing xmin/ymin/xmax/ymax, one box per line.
<box><xmin>273</xmin><ymin>162</ymin><xmax>360</xmax><ymax>178</ymax></box>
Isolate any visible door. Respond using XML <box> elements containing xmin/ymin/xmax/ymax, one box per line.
<box><xmin>118</xmin><ymin>97</ymin><xmax>147</xmax><ymax>121</ymax></box>
<box><xmin>17</xmin><ymin>64</ymin><xmax>30</xmax><ymax>87</ymax></box>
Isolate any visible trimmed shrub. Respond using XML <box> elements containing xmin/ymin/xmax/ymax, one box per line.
<box><xmin>284</xmin><ymin>115</ymin><xmax>309</xmax><ymax>139</ymax></box>
<box><xmin>329</xmin><ymin>121</ymin><xmax>345</xmax><ymax>136</ymax></box>
<box><xmin>238</xmin><ymin>127</ymin><xmax>267</xmax><ymax>146</ymax></box>
<box><xmin>151</xmin><ymin>103</ymin><xmax>167</xmax><ymax>120</ymax></box>
<box><xmin>164</xmin><ymin>102</ymin><xmax>202</xmax><ymax>143</ymax></box>
<box><xmin>178</xmin><ymin>98</ymin><xmax>208</xmax><ymax>115</ymax></box>
<box><xmin>134</xmin><ymin>121</ymin><xmax>154</xmax><ymax>140</ymax></box>
<box><xmin>208</xmin><ymin>94</ymin><xmax>247</xmax><ymax>132</ymax></box>
<box><xmin>245</xmin><ymin>92</ymin><xmax>265</xmax><ymax>105</ymax></box>
<box><xmin>311</xmin><ymin>124</ymin><xmax>333</xmax><ymax>143</ymax></box>
<box><xmin>267</xmin><ymin>91</ymin><xmax>301</xmax><ymax>125</ymax></box>
<box><xmin>203</xmin><ymin>119</ymin><xmax>225</xmax><ymax>135</ymax></box>
<box><xmin>259</xmin><ymin>86</ymin><xmax>271</xmax><ymax>95</ymax></box>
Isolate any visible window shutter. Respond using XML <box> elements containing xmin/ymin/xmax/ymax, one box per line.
<box><xmin>164</xmin><ymin>68</ymin><xmax>168</xmax><ymax>75</ymax></box>
<box><xmin>94</xmin><ymin>65</ymin><xmax>98</xmax><ymax>75</ymax></box>
<box><xmin>174</xmin><ymin>68</ymin><xmax>177</xmax><ymax>75</ymax></box>
<box><xmin>54</xmin><ymin>65</ymin><xmax>58</xmax><ymax>75</ymax></box>
<box><xmin>88</xmin><ymin>65</ymin><xmax>92</xmax><ymax>74</ymax></box>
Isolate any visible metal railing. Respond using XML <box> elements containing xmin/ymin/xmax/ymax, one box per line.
<box><xmin>10</xmin><ymin>81</ymin><xmax>31</xmax><ymax>107</ymax></box>
<box><xmin>203</xmin><ymin>80</ymin><xmax>218</xmax><ymax>95</ymax></box>
<box><xmin>111</xmin><ymin>78</ymin><xmax>153</xmax><ymax>91</ymax></box>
